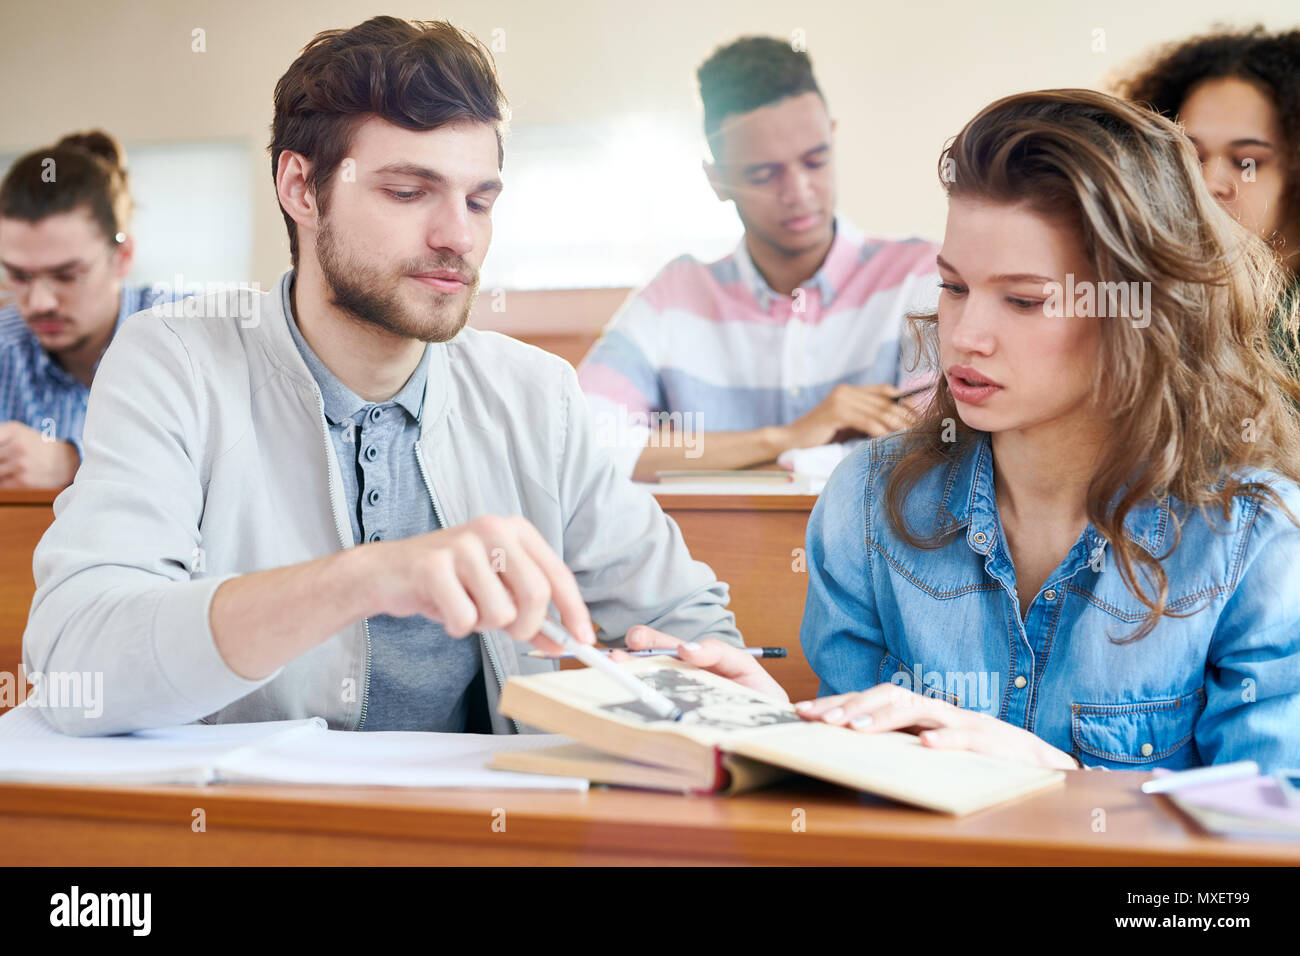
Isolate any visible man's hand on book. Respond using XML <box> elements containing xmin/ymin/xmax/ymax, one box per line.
<box><xmin>793</xmin><ymin>684</ymin><xmax>1078</xmax><ymax>769</ymax></box>
<box><xmin>368</xmin><ymin>514</ymin><xmax>596</xmax><ymax>654</ymax></box>
<box><xmin>612</xmin><ymin>627</ymin><xmax>789</xmax><ymax>702</ymax></box>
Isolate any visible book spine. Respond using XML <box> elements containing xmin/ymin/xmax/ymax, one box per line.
<box><xmin>688</xmin><ymin>747</ymin><xmax>729</xmax><ymax>795</ymax></box>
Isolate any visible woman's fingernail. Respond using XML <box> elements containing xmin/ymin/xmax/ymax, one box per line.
<box><xmin>850</xmin><ymin>715</ymin><xmax>873</xmax><ymax>729</ymax></box>
<box><xmin>824</xmin><ymin>707</ymin><xmax>844</xmax><ymax>722</ymax></box>
<box><xmin>794</xmin><ymin>701</ymin><xmax>812</xmax><ymax>712</ymax></box>
<box><xmin>681</xmin><ymin>642</ymin><xmax>701</xmax><ymax>652</ymax></box>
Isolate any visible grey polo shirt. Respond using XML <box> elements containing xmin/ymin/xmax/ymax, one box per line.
<box><xmin>285</xmin><ymin>285</ymin><xmax>482</xmax><ymax>732</ymax></box>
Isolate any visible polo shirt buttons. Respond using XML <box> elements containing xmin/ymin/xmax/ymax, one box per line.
<box><xmin>1140</xmin><ymin>742</ymin><xmax>1154</xmax><ymax>757</ymax></box>
<box><xmin>369</xmin><ymin>406</ymin><xmax>383</xmax><ymax>423</ymax></box>
<box><xmin>972</xmin><ymin>531</ymin><xmax>987</xmax><ymax>545</ymax></box>
<box><xmin>367</xmin><ymin>531</ymin><xmax>382</xmax><ymax>543</ymax></box>
<box><xmin>367</xmin><ymin>488</ymin><xmax>381</xmax><ymax>506</ymax></box>
<box><xmin>1044</xmin><ymin>589</ymin><xmax>1057</xmax><ymax>602</ymax></box>
<box><xmin>364</xmin><ymin>444</ymin><xmax>378</xmax><ymax>461</ymax></box>
<box><xmin>1014</xmin><ymin>675</ymin><xmax>1027</xmax><ymax>689</ymax></box>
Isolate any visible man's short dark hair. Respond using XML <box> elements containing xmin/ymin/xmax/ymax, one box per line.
<box><xmin>696</xmin><ymin>37</ymin><xmax>823</xmax><ymax>149</ymax></box>
<box><xmin>0</xmin><ymin>130</ymin><xmax>132</xmax><ymax>242</ymax></box>
<box><xmin>270</xmin><ymin>16</ymin><xmax>508</xmax><ymax>267</ymax></box>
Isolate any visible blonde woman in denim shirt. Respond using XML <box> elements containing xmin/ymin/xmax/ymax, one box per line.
<box><xmin>623</xmin><ymin>89</ymin><xmax>1300</xmax><ymax>773</ymax></box>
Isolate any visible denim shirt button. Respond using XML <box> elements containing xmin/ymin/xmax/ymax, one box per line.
<box><xmin>364</xmin><ymin>444</ymin><xmax>378</xmax><ymax>461</ymax></box>
<box><xmin>1014</xmin><ymin>675</ymin><xmax>1027</xmax><ymax>689</ymax></box>
<box><xmin>972</xmin><ymin>531</ymin><xmax>987</xmax><ymax>545</ymax></box>
<box><xmin>1044</xmin><ymin>588</ymin><xmax>1057</xmax><ymax>601</ymax></box>
<box><xmin>367</xmin><ymin>531</ymin><xmax>382</xmax><ymax>543</ymax></box>
<box><xmin>1140</xmin><ymin>742</ymin><xmax>1154</xmax><ymax>757</ymax></box>
<box><xmin>369</xmin><ymin>406</ymin><xmax>383</xmax><ymax>423</ymax></box>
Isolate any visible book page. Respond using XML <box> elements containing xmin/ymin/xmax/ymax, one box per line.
<box><xmin>511</xmin><ymin>656</ymin><xmax>802</xmax><ymax>747</ymax></box>
<box><xmin>724</xmin><ymin>721</ymin><xmax>1064</xmax><ymax>815</ymax></box>
<box><xmin>503</xmin><ymin>658</ymin><xmax>1064</xmax><ymax>814</ymax></box>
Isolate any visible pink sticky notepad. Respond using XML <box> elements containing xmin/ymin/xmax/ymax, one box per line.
<box><xmin>1172</xmin><ymin>775</ymin><xmax>1300</xmax><ymax>826</ymax></box>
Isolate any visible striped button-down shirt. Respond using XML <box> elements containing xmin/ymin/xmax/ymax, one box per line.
<box><xmin>0</xmin><ymin>283</ymin><xmax>173</xmax><ymax>455</ymax></box>
<box><xmin>577</xmin><ymin>218</ymin><xmax>940</xmax><ymax>476</ymax></box>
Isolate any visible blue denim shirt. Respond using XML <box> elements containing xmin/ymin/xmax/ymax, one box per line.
<box><xmin>801</xmin><ymin>432</ymin><xmax>1300</xmax><ymax>772</ymax></box>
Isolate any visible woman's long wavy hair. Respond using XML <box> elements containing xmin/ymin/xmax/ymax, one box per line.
<box><xmin>885</xmin><ymin>89</ymin><xmax>1300</xmax><ymax>642</ymax></box>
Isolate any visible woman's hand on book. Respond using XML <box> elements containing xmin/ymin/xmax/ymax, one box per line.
<box><xmin>793</xmin><ymin>684</ymin><xmax>1078</xmax><ymax>769</ymax></box>
<box><xmin>614</xmin><ymin>627</ymin><xmax>790</xmax><ymax>702</ymax></box>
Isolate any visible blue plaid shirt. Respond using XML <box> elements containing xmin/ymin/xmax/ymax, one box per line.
<box><xmin>0</xmin><ymin>284</ymin><xmax>173</xmax><ymax>455</ymax></box>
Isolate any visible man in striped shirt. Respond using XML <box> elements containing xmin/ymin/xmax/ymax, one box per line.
<box><xmin>0</xmin><ymin>131</ymin><xmax>171</xmax><ymax>488</ymax></box>
<box><xmin>578</xmin><ymin>37</ymin><xmax>939</xmax><ymax>480</ymax></box>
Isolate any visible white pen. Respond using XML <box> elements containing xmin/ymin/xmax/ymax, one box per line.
<box><xmin>537</xmin><ymin>618</ymin><xmax>683</xmax><ymax>722</ymax></box>
<box><xmin>1140</xmin><ymin>759</ymin><xmax>1259</xmax><ymax>794</ymax></box>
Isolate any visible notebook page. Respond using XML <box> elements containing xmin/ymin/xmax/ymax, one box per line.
<box><xmin>0</xmin><ymin>711</ymin><xmax>327</xmax><ymax>785</ymax></box>
<box><xmin>216</xmin><ymin>729</ymin><xmax>588</xmax><ymax>790</ymax></box>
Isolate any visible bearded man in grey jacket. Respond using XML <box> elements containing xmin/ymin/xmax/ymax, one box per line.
<box><xmin>22</xmin><ymin>16</ymin><xmax>776</xmax><ymax>737</ymax></box>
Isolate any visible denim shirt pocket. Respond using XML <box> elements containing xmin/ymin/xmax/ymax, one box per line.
<box><xmin>1070</xmin><ymin>687</ymin><xmax>1206</xmax><ymax>769</ymax></box>
<box><xmin>877</xmin><ymin>653</ymin><xmax>961</xmax><ymax>707</ymax></box>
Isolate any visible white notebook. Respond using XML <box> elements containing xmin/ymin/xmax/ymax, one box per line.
<box><xmin>0</xmin><ymin>704</ymin><xmax>587</xmax><ymax>791</ymax></box>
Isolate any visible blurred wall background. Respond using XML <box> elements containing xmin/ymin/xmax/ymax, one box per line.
<box><xmin>0</xmin><ymin>0</ymin><xmax>1294</xmax><ymax>293</ymax></box>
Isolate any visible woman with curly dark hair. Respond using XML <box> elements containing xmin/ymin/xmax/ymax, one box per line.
<box><xmin>1117</xmin><ymin>27</ymin><xmax>1300</xmax><ymax>283</ymax></box>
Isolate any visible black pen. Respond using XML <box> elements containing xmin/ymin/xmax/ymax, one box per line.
<box><xmin>892</xmin><ymin>384</ymin><xmax>931</xmax><ymax>403</ymax></box>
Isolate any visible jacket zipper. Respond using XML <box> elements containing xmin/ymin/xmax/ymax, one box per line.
<box><xmin>414</xmin><ymin>439</ymin><xmax>516</xmax><ymax>733</ymax></box>
<box><xmin>312</xmin><ymin>390</ymin><xmax>373</xmax><ymax>731</ymax></box>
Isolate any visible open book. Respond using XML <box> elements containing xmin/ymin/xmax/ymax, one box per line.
<box><xmin>0</xmin><ymin>704</ymin><xmax>586</xmax><ymax>790</ymax></box>
<box><xmin>494</xmin><ymin>657</ymin><xmax>1064</xmax><ymax>815</ymax></box>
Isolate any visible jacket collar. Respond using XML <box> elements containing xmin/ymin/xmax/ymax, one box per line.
<box><xmin>260</xmin><ymin>269</ymin><xmax>452</xmax><ymax>439</ymax></box>
<box><xmin>938</xmin><ymin>432</ymin><xmax>1171</xmax><ymax>558</ymax></box>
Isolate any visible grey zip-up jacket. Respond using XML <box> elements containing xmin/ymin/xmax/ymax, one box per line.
<box><xmin>23</xmin><ymin>269</ymin><xmax>740</xmax><ymax>736</ymax></box>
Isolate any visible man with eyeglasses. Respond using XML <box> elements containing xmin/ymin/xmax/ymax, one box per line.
<box><xmin>0</xmin><ymin>131</ymin><xmax>172</xmax><ymax>489</ymax></box>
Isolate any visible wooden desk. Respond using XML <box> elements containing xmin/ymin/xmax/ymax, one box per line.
<box><xmin>1</xmin><ymin>491</ymin><xmax>817</xmax><ymax>701</ymax></box>
<box><xmin>654</xmin><ymin>494</ymin><xmax>818</xmax><ymax>702</ymax></box>
<box><xmin>0</xmin><ymin>489</ymin><xmax>57</xmax><ymax>684</ymax></box>
<box><xmin>468</xmin><ymin>286</ymin><xmax>625</xmax><ymax>369</ymax></box>
<box><xmin>0</xmin><ymin>769</ymin><xmax>1295</xmax><ymax>866</ymax></box>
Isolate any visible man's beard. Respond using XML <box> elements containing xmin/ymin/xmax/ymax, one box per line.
<box><xmin>315</xmin><ymin>215</ymin><xmax>478</xmax><ymax>343</ymax></box>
